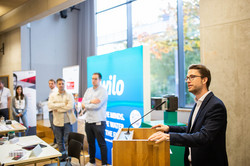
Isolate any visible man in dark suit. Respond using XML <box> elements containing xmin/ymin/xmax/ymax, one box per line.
<box><xmin>148</xmin><ymin>64</ymin><xmax>228</xmax><ymax>166</ymax></box>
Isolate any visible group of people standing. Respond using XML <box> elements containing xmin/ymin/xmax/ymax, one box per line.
<box><xmin>0</xmin><ymin>73</ymin><xmax>108</xmax><ymax>166</ymax></box>
<box><xmin>48</xmin><ymin>73</ymin><xmax>108</xmax><ymax>166</ymax></box>
<box><xmin>0</xmin><ymin>80</ymin><xmax>28</xmax><ymax>133</ymax></box>
<box><xmin>0</xmin><ymin>64</ymin><xmax>228</xmax><ymax>166</ymax></box>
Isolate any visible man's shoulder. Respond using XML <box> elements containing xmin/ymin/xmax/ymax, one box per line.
<box><xmin>4</xmin><ymin>87</ymin><xmax>11</xmax><ymax>95</ymax></box>
<box><xmin>205</xmin><ymin>92</ymin><xmax>226</xmax><ymax>109</ymax></box>
<box><xmin>52</xmin><ymin>87</ymin><xmax>58</xmax><ymax>92</ymax></box>
<box><xmin>64</xmin><ymin>91</ymin><xmax>73</xmax><ymax>97</ymax></box>
<box><xmin>4</xmin><ymin>87</ymin><xmax>10</xmax><ymax>91</ymax></box>
<box><xmin>99</xmin><ymin>86</ymin><xmax>107</xmax><ymax>91</ymax></box>
<box><xmin>206</xmin><ymin>92</ymin><xmax>223</xmax><ymax>103</ymax></box>
<box><xmin>49</xmin><ymin>91</ymin><xmax>58</xmax><ymax>97</ymax></box>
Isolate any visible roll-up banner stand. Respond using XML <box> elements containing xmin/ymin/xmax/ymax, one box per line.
<box><xmin>87</xmin><ymin>46</ymin><xmax>150</xmax><ymax>164</ymax></box>
<box><xmin>13</xmin><ymin>70</ymin><xmax>36</xmax><ymax>130</ymax></box>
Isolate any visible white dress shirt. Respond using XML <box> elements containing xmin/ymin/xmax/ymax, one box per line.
<box><xmin>48</xmin><ymin>87</ymin><xmax>58</xmax><ymax>112</ymax></box>
<box><xmin>0</xmin><ymin>87</ymin><xmax>11</xmax><ymax>109</ymax></box>
<box><xmin>188</xmin><ymin>91</ymin><xmax>211</xmax><ymax>162</ymax></box>
<box><xmin>82</xmin><ymin>86</ymin><xmax>108</xmax><ymax>123</ymax></box>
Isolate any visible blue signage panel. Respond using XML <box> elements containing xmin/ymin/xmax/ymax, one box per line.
<box><xmin>87</xmin><ymin>46</ymin><xmax>144</xmax><ymax>164</ymax></box>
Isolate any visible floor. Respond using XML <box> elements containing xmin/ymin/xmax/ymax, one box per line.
<box><xmin>28</xmin><ymin>120</ymin><xmax>108</xmax><ymax>166</ymax></box>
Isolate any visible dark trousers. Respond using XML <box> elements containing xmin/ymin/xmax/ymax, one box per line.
<box><xmin>85</xmin><ymin>121</ymin><xmax>107</xmax><ymax>165</ymax></box>
<box><xmin>0</xmin><ymin>108</ymin><xmax>9</xmax><ymax>120</ymax></box>
<box><xmin>49</xmin><ymin>111</ymin><xmax>56</xmax><ymax>143</ymax></box>
<box><xmin>54</xmin><ymin>123</ymin><xmax>72</xmax><ymax>153</ymax></box>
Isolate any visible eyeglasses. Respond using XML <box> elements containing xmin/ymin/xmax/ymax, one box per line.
<box><xmin>185</xmin><ymin>75</ymin><xmax>203</xmax><ymax>82</ymax></box>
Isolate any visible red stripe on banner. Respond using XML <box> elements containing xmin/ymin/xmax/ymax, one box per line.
<box><xmin>20</xmin><ymin>76</ymin><xmax>36</xmax><ymax>84</ymax></box>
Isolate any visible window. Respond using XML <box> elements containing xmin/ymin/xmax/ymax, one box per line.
<box><xmin>96</xmin><ymin>1</ymin><xmax>127</xmax><ymax>55</ymax></box>
<box><xmin>183</xmin><ymin>0</ymin><xmax>200</xmax><ymax>107</ymax></box>
<box><xmin>96</xmin><ymin>0</ymin><xmax>200</xmax><ymax>107</ymax></box>
<box><xmin>132</xmin><ymin>0</ymin><xmax>178</xmax><ymax>98</ymax></box>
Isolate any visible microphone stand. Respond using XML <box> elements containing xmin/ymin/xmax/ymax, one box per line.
<box><xmin>125</xmin><ymin>100</ymin><xmax>166</xmax><ymax>135</ymax></box>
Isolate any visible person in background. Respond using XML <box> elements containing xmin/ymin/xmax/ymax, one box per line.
<box><xmin>82</xmin><ymin>73</ymin><xmax>108</xmax><ymax>166</ymax></box>
<box><xmin>148</xmin><ymin>64</ymin><xmax>228</xmax><ymax>166</ymax></box>
<box><xmin>48</xmin><ymin>79</ymin><xmax>58</xmax><ymax>148</ymax></box>
<box><xmin>0</xmin><ymin>80</ymin><xmax>11</xmax><ymax>120</ymax></box>
<box><xmin>12</xmin><ymin>85</ymin><xmax>28</xmax><ymax>133</ymax></box>
<box><xmin>48</xmin><ymin>78</ymin><xmax>76</xmax><ymax>160</ymax></box>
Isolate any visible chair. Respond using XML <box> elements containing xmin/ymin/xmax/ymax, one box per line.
<box><xmin>67</xmin><ymin>139</ymin><xmax>82</xmax><ymax>165</ymax></box>
<box><xmin>68</xmin><ymin>132</ymin><xmax>84</xmax><ymax>150</ymax></box>
<box><xmin>68</xmin><ymin>132</ymin><xmax>86</xmax><ymax>164</ymax></box>
<box><xmin>44</xmin><ymin>132</ymin><xmax>84</xmax><ymax>166</ymax></box>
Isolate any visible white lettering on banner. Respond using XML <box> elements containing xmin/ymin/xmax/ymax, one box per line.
<box><xmin>105</xmin><ymin>138</ymin><xmax>113</xmax><ymax>143</ymax></box>
<box><xmin>106</xmin><ymin>112</ymin><xmax>110</xmax><ymax>118</ymax></box>
<box><xmin>110</xmin><ymin>112</ymin><xmax>125</xmax><ymax>120</ymax></box>
<box><xmin>113</xmin><ymin>131</ymin><xmax>117</xmax><ymax>138</ymax></box>
<box><xmin>105</xmin><ymin>130</ymin><xmax>113</xmax><ymax>137</ymax></box>
<box><xmin>106</xmin><ymin>121</ymin><xmax>110</xmax><ymax>127</ymax></box>
<box><xmin>110</xmin><ymin>122</ymin><xmax>124</xmax><ymax>129</ymax></box>
<box><xmin>101</xmin><ymin>75</ymin><xmax>124</xmax><ymax>96</ymax></box>
<box><xmin>105</xmin><ymin>129</ymin><xmax>118</xmax><ymax>138</ymax></box>
<box><xmin>106</xmin><ymin>111</ymin><xmax>125</xmax><ymax>139</ymax></box>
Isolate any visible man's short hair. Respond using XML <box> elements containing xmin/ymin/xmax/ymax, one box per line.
<box><xmin>0</xmin><ymin>80</ymin><xmax>3</xmax><ymax>84</ymax></box>
<box><xmin>93</xmin><ymin>72</ymin><xmax>102</xmax><ymax>79</ymax></box>
<box><xmin>188</xmin><ymin>64</ymin><xmax>211</xmax><ymax>89</ymax></box>
<box><xmin>56</xmin><ymin>78</ymin><xmax>65</xmax><ymax>83</ymax></box>
<box><xmin>49</xmin><ymin>79</ymin><xmax>56</xmax><ymax>83</ymax></box>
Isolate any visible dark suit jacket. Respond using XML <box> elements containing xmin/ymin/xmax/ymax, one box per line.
<box><xmin>169</xmin><ymin>92</ymin><xmax>228</xmax><ymax>166</ymax></box>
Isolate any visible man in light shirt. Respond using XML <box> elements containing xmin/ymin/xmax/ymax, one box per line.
<box><xmin>48</xmin><ymin>79</ymin><xmax>58</xmax><ymax>148</ymax></box>
<box><xmin>48</xmin><ymin>78</ymin><xmax>76</xmax><ymax>159</ymax></box>
<box><xmin>82</xmin><ymin>73</ymin><xmax>108</xmax><ymax>166</ymax></box>
<box><xmin>148</xmin><ymin>64</ymin><xmax>228</xmax><ymax>166</ymax></box>
<box><xmin>0</xmin><ymin>80</ymin><xmax>11</xmax><ymax>120</ymax></box>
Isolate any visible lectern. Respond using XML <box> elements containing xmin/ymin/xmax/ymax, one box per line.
<box><xmin>112</xmin><ymin>128</ymin><xmax>170</xmax><ymax>166</ymax></box>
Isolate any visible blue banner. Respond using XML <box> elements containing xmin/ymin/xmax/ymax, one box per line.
<box><xmin>87</xmin><ymin>46</ymin><xmax>144</xmax><ymax>164</ymax></box>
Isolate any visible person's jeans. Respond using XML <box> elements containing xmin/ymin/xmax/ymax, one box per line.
<box><xmin>49</xmin><ymin>111</ymin><xmax>56</xmax><ymax>143</ymax></box>
<box><xmin>12</xmin><ymin>111</ymin><xmax>28</xmax><ymax>136</ymax></box>
<box><xmin>85</xmin><ymin>121</ymin><xmax>107</xmax><ymax>165</ymax></box>
<box><xmin>12</xmin><ymin>113</ymin><xmax>28</xmax><ymax>127</ymax></box>
<box><xmin>54</xmin><ymin>123</ymin><xmax>72</xmax><ymax>153</ymax></box>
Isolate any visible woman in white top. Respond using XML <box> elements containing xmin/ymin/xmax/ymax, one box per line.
<box><xmin>12</xmin><ymin>85</ymin><xmax>28</xmax><ymax>128</ymax></box>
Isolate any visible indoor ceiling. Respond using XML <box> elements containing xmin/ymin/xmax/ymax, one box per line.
<box><xmin>0</xmin><ymin>0</ymin><xmax>29</xmax><ymax>17</ymax></box>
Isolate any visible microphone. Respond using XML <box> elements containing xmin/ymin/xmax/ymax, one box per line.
<box><xmin>125</xmin><ymin>100</ymin><xmax>166</xmax><ymax>135</ymax></box>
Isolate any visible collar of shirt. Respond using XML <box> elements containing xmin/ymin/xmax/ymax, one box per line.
<box><xmin>194</xmin><ymin>90</ymin><xmax>211</xmax><ymax>103</ymax></box>
<box><xmin>56</xmin><ymin>91</ymin><xmax>65</xmax><ymax>95</ymax></box>
<box><xmin>92</xmin><ymin>86</ymin><xmax>100</xmax><ymax>91</ymax></box>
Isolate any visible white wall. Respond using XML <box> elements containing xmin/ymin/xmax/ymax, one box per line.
<box><xmin>21</xmin><ymin>9</ymin><xmax>80</xmax><ymax>102</ymax></box>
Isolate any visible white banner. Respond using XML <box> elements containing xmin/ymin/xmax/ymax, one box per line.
<box><xmin>63</xmin><ymin>65</ymin><xmax>79</xmax><ymax>94</ymax></box>
<box><xmin>13</xmin><ymin>70</ymin><xmax>36</xmax><ymax>127</ymax></box>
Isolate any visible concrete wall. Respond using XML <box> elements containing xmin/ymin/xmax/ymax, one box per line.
<box><xmin>200</xmin><ymin>0</ymin><xmax>250</xmax><ymax>165</ymax></box>
<box><xmin>21</xmin><ymin>10</ymin><xmax>79</xmax><ymax>102</ymax></box>
<box><xmin>0</xmin><ymin>28</ymin><xmax>22</xmax><ymax>94</ymax></box>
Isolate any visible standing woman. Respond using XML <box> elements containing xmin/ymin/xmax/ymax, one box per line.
<box><xmin>12</xmin><ymin>85</ymin><xmax>28</xmax><ymax>128</ymax></box>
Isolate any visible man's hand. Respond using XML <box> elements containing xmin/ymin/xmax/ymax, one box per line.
<box><xmin>148</xmin><ymin>131</ymin><xmax>170</xmax><ymax>143</ymax></box>
<box><xmin>79</xmin><ymin>109</ymin><xmax>86</xmax><ymax>116</ymax></box>
<box><xmin>90</xmin><ymin>98</ymin><xmax>101</xmax><ymax>104</ymax></box>
<box><xmin>151</xmin><ymin>124</ymin><xmax>170</xmax><ymax>132</ymax></box>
